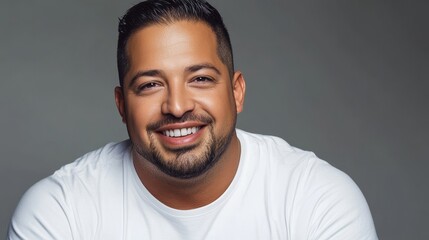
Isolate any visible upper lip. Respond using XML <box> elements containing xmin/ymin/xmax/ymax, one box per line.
<box><xmin>155</xmin><ymin>121</ymin><xmax>206</xmax><ymax>132</ymax></box>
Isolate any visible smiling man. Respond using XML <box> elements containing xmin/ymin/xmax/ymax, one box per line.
<box><xmin>8</xmin><ymin>0</ymin><xmax>378</xmax><ymax>239</ymax></box>
<box><xmin>115</xmin><ymin>19</ymin><xmax>244</xmax><ymax>209</ymax></box>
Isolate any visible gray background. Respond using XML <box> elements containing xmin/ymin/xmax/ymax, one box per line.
<box><xmin>1</xmin><ymin>0</ymin><xmax>428</xmax><ymax>239</ymax></box>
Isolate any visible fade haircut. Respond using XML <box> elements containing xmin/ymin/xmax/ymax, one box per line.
<box><xmin>117</xmin><ymin>0</ymin><xmax>234</xmax><ymax>87</ymax></box>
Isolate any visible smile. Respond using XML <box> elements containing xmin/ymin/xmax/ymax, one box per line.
<box><xmin>162</xmin><ymin>127</ymin><xmax>201</xmax><ymax>138</ymax></box>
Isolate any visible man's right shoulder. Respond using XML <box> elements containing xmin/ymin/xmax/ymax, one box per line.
<box><xmin>8</xmin><ymin>140</ymin><xmax>131</xmax><ymax>239</ymax></box>
<box><xmin>53</xmin><ymin>140</ymin><xmax>131</xmax><ymax>178</ymax></box>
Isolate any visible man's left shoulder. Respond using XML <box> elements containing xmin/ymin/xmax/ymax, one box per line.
<box><xmin>237</xmin><ymin>129</ymin><xmax>364</xmax><ymax>194</ymax></box>
<box><xmin>236</xmin><ymin>130</ymin><xmax>378</xmax><ymax>239</ymax></box>
<box><xmin>236</xmin><ymin>129</ymin><xmax>321</xmax><ymax>170</ymax></box>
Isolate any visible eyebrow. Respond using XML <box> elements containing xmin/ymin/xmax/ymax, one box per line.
<box><xmin>185</xmin><ymin>63</ymin><xmax>221</xmax><ymax>75</ymax></box>
<box><xmin>128</xmin><ymin>63</ymin><xmax>221</xmax><ymax>88</ymax></box>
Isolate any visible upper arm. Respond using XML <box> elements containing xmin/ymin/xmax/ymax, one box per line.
<box><xmin>290</xmin><ymin>160</ymin><xmax>378</xmax><ymax>240</ymax></box>
<box><xmin>309</xmin><ymin>168</ymin><xmax>377</xmax><ymax>240</ymax></box>
<box><xmin>8</xmin><ymin>177</ymin><xmax>74</xmax><ymax>240</ymax></box>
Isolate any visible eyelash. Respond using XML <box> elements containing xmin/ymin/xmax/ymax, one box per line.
<box><xmin>192</xmin><ymin>76</ymin><xmax>214</xmax><ymax>83</ymax></box>
<box><xmin>136</xmin><ymin>82</ymin><xmax>160</xmax><ymax>92</ymax></box>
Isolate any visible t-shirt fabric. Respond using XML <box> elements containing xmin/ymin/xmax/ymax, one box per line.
<box><xmin>8</xmin><ymin>129</ymin><xmax>378</xmax><ymax>239</ymax></box>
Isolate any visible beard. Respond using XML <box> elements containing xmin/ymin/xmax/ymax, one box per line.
<box><xmin>132</xmin><ymin>113</ymin><xmax>236</xmax><ymax>179</ymax></box>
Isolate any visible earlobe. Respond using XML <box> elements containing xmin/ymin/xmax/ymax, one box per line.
<box><xmin>232</xmin><ymin>71</ymin><xmax>246</xmax><ymax>113</ymax></box>
<box><xmin>114</xmin><ymin>86</ymin><xmax>126</xmax><ymax>123</ymax></box>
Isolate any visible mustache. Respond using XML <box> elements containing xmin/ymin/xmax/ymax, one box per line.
<box><xmin>147</xmin><ymin>112</ymin><xmax>213</xmax><ymax>131</ymax></box>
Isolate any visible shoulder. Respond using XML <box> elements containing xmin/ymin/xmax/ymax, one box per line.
<box><xmin>55</xmin><ymin>140</ymin><xmax>130</xmax><ymax>178</ymax></box>
<box><xmin>289</xmin><ymin>157</ymin><xmax>378</xmax><ymax>239</ymax></box>
<box><xmin>8</xmin><ymin>140</ymin><xmax>130</xmax><ymax>239</ymax></box>
<box><xmin>50</xmin><ymin>140</ymin><xmax>130</xmax><ymax>199</ymax></box>
<box><xmin>237</xmin><ymin>129</ymin><xmax>360</xmax><ymax>186</ymax></box>
<box><xmin>237</xmin><ymin>129</ymin><xmax>320</xmax><ymax>171</ymax></box>
<box><xmin>8</xmin><ymin>176</ymin><xmax>73</xmax><ymax>239</ymax></box>
<box><xmin>237</xmin><ymin>129</ymin><xmax>378</xmax><ymax>239</ymax></box>
<box><xmin>236</xmin><ymin>129</ymin><xmax>303</xmax><ymax>158</ymax></box>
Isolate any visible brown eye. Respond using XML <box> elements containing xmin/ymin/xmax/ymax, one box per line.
<box><xmin>136</xmin><ymin>82</ymin><xmax>161</xmax><ymax>93</ymax></box>
<box><xmin>193</xmin><ymin>76</ymin><xmax>213</xmax><ymax>82</ymax></box>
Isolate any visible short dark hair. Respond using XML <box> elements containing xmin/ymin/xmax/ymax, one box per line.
<box><xmin>117</xmin><ymin>0</ymin><xmax>234</xmax><ymax>86</ymax></box>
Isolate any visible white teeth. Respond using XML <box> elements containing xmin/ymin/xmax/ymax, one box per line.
<box><xmin>163</xmin><ymin>127</ymin><xmax>200</xmax><ymax>137</ymax></box>
<box><xmin>174</xmin><ymin>129</ymin><xmax>180</xmax><ymax>136</ymax></box>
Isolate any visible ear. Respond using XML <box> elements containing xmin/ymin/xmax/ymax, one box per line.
<box><xmin>232</xmin><ymin>71</ymin><xmax>246</xmax><ymax>114</ymax></box>
<box><xmin>114</xmin><ymin>86</ymin><xmax>127</xmax><ymax>123</ymax></box>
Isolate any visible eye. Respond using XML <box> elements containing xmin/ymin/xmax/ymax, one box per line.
<box><xmin>192</xmin><ymin>76</ymin><xmax>215</xmax><ymax>83</ymax></box>
<box><xmin>136</xmin><ymin>81</ymin><xmax>162</xmax><ymax>93</ymax></box>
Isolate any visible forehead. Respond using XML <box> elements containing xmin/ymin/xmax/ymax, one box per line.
<box><xmin>125</xmin><ymin>20</ymin><xmax>223</xmax><ymax>78</ymax></box>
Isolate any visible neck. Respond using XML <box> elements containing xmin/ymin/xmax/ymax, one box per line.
<box><xmin>133</xmin><ymin>134</ymin><xmax>241</xmax><ymax>210</ymax></box>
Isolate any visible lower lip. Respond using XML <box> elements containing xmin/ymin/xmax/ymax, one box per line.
<box><xmin>157</xmin><ymin>127</ymin><xmax>205</xmax><ymax>148</ymax></box>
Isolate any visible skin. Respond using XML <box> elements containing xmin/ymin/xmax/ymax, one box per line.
<box><xmin>115</xmin><ymin>20</ymin><xmax>245</xmax><ymax>209</ymax></box>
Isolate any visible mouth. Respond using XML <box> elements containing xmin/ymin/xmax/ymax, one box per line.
<box><xmin>161</xmin><ymin>126</ymin><xmax>201</xmax><ymax>138</ymax></box>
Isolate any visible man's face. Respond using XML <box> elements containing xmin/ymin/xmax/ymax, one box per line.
<box><xmin>115</xmin><ymin>21</ymin><xmax>245</xmax><ymax>179</ymax></box>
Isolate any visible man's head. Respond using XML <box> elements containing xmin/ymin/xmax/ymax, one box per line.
<box><xmin>117</xmin><ymin>0</ymin><xmax>234</xmax><ymax>87</ymax></box>
<box><xmin>115</xmin><ymin>0</ymin><xmax>245</xmax><ymax>180</ymax></box>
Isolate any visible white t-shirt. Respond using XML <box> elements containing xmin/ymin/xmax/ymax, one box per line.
<box><xmin>8</xmin><ymin>129</ymin><xmax>378</xmax><ymax>239</ymax></box>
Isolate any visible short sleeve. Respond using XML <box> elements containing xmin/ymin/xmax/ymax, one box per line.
<box><xmin>7</xmin><ymin>176</ymin><xmax>74</xmax><ymax>240</ymax></box>
<box><xmin>299</xmin><ymin>160</ymin><xmax>378</xmax><ymax>240</ymax></box>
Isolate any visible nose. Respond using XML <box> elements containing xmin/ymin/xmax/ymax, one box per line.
<box><xmin>161</xmin><ymin>85</ymin><xmax>195</xmax><ymax>118</ymax></box>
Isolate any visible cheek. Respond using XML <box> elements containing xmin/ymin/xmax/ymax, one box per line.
<box><xmin>195</xmin><ymin>87</ymin><xmax>236</xmax><ymax>123</ymax></box>
<box><xmin>125</xmin><ymin>96</ymin><xmax>162</xmax><ymax>130</ymax></box>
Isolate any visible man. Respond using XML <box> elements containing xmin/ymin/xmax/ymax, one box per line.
<box><xmin>8</xmin><ymin>0</ymin><xmax>378</xmax><ymax>239</ymax></box>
